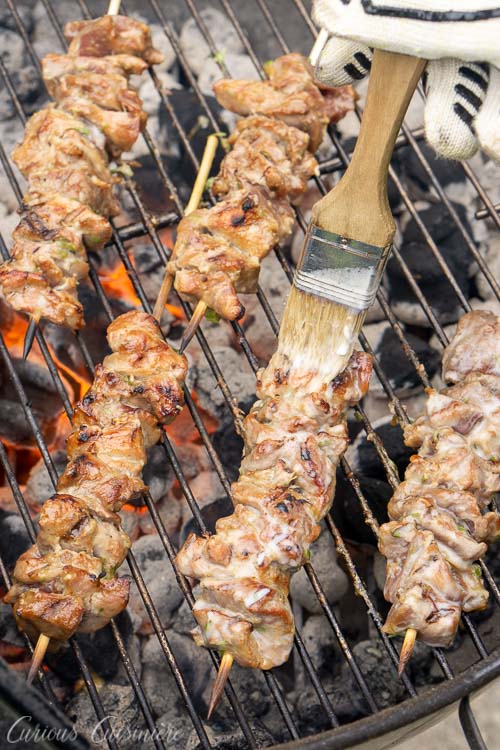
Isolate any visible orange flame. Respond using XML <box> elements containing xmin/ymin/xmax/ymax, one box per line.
<box><xmin>99</xmin><ymin>260</ymin><xmax>141</xmax><ymax>308</ymax></box>
<box><xmin>165</xmin><ymin>303</ymin><xmax>185</xmax><ymax>320</ymax></box>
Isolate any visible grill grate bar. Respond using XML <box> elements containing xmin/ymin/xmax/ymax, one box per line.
<box><xmin>462</xmin><ymin>162</ymin><xmax>500</xmax><ymax>230</ymax></box>
<box><xmin>0</xmin><ymin>1</ymin><xmax>498</xmax><ymax>748</ymax></box>
<box><xmin>319</xmin><ymin>127</ymin><xmax>426</xmax><ymax>173</ymax></box>
<box><xmin>402</xmin><ymin>125</ymin><xmax>499</xmax><ymax>301</ymax></box>
<box><xmin>325</xmin><ymin>516</ymin><xmax>418</xmax><ymax>696</ymax></box>
<box><xmin>109</xmin><ymin>620</ymin><xmax>167</xmax><ymax>750</ymax></box>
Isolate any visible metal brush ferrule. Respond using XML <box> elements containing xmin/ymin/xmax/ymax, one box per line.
<box><xmin>294</xmin><ymin>226</ymin><xmax>392</xmax><ymax>312</ymax></box>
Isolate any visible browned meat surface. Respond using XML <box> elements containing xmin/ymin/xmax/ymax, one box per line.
<box><xmin>5</xmin><ymin>312</ymin><xmax>187</xmax><ymax>642</ymax></box>
<box><xmin>53</xmin><ymin>95</ymin><xmax>144</xmax><ymax>157</ymax></box>
<box><xmin>45</xmin><ymin>53</ymin><xmax>148</xmax><ymax>158</ymax></box>
<box><xmin>320</xmin><ymin>83</ymin><xmax>358</xmax><ymax>124</ymax></box>
<box><xmin>42</xmin><ymin>52</ymin><xmax>148</xmax><ymax>80</ymax></box>
<box><xmin>12</xmin><ymin>108</ymin><xmax>111</xmax><ymax>183</ymax></box>
<box><xmin>213</xmin><ymin>115</ymin><xmax>318</xmax><ymax>201</ymax></box>
<box><xmin>442</xmin><ymin>310</ymin><xmax>500</xmax><ymax>384</ymax></box>
<box><xmin>168</xmin><ymin>187</ymin><xmax>294</xmax><ymax>320</ymax></box>
<box><xmin>176</xmin><ymin>351</ymin><xmax>372</xmax><ymax>669</ymax></box>
<box><xmin>214</xmin><ymin>53</ymin><xmax>355</xmax><ymax>152</ymax></box>
<box><xmin>48</xmin><ymin>73</ymin><xmax>147</xmax><ymax>120</ymax></box>
<box><xmin>0</xmin><ymin>198</ymin><xmax>111</xmax><ymax>328</ymax></box>
<box><xmin>380</xmin><ymin>310</ymin><xmax>500</xmax><ymax>647</ymax></box>
<box><xmin>65</xmin><ymin>15</ymin><xmax>164</xmax><ymax>65</ymax></box>
<box><xmin>0</xmin><ymin>15</ymin><xmax>162</xmax><ymax>330</ymax></box>
<box><xmin>26</xmin><ymin>164</ymin><xmax>119</xmax><ymax>217</ymax></box>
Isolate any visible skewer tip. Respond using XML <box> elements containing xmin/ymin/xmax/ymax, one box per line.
<box><xmin>398</xmin><ymin>627</ymin><xmax>417</xmax><ymax>677</ymax></box>
<box><xmin>207</xmin><ymin>652</ymin><xmax>233</xmax><ymax>720</ymax></box>
<box><xmin>179</xmin><ymin>300</ymin><xmax>208</xmax><ymax>354</ymax></box>
<box><xmin>27</xmin><ymin>633</ymin><xmax>50</xmax><ymax>685</ymax></box>
<box><xmin>22</xmin><ymin>318</ymin><xmax>38</xmax><ymax>360</ymax></box>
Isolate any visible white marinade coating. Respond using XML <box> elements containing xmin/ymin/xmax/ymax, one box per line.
<box><xmin>176</xmin><ymin>349</ymin><xmax>372</xmax><ymax>669</ymax></box>
<box><xmin>380</xmin><ymin>310</ymin><xmax>500</xmax><ymax>646</ymax></box>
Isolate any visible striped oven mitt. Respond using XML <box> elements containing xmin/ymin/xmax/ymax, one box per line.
<box><xmin>312</xmin><ymin>1</ymin><xmax>500</xmax><ymax>161</ymax></box>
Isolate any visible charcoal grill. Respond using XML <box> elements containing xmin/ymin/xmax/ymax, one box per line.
<box><xmin>0</xmin><ymin>1</ymin><xmax>499</xmax><ymax>748</ymax></box>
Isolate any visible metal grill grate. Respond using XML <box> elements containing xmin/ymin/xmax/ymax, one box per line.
<box><xmin>0</xmin><ymin>1</ymin><xmax>499</xmax><ymax>748</ymax></box>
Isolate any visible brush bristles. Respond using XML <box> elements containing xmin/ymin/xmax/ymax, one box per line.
<box><xmin>278</xmin><ymin>286</ymin><xmax>364</xmax><ymax>381</ymax></box>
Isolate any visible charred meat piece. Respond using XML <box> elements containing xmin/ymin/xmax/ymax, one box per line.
<box><xmin>0</xmin><ymin>197</ymin><xmax>111</xmax><ymax>328</ymax></box>
<box><xmin>213</xmin><ymin>115</ymin><xmax>318</xmax><ymax>201</ymax></box>
<box><xmin>52</xmin><ymin>96</ymin><xmax>143</xmax><ymax>158</ymax></box>
<box><xmin>168</xmin><ymin>187</ymin><xmax>294</xmax><ymax>320</ymax></box>
<box><xmin>214</xmin><ymin>53</ymin><xmax>355</xmax><ymax>152</ymax></box>
<box><xmin>25</xmin><ymin>164</ymin><xmax>119</xmax><ymax>217</ymax></box>
<box><xmin>5</xmin><ymin>312</ymin><xmax>187</xmax><ymax>642</ymax></box>
<box><xmin>65</xmin><ymin>15</ymin><xmax>164</xmax><ymax>65</ymax></box>
<box><xmin>12</xmin><ymin>108</ymin><xmax>111</xmax><ymax>183</ymax></box>
<box><xmin>176</xmin><ymin>351</ymin><xmax>372</xmax><ymax>669</ymax></box>
<box><xmin>380</xmin><ymin>310</ymin><xmax>500</xmax><ymax>647</ymax></box>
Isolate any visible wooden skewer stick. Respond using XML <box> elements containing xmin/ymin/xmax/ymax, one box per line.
<box><xmin>178</xmin><ymin>300</ymin><xmax>207</xmax><ymax>354</ymax></box>
<box><xmin>27</xmin><ymin>633</ymin><xmax>50</xmax><ymax>685</ymax></box>
<box><xmin>26</xmin><ymin>0</ymin><xmax>124</xmax><ymax>683</ymax></box>
<box><xmin>107</xmin><ymin>0</ymin><xmax>122</xmax><ymax>15</ymax></box>
<box><xmin>309</xmin><ymin>28</ymin><xmax>329</xmax><ymax>67</ymax></box>
<box><xmin>398</xmin><ymin>627</ymin><xmax>417</xmax><ymax>676</ymax></box>
<box><xmin>207</xmin><ymin>652</ymin><xmax>234</xmax><ymax>720</ymax></box>
<box><xmin>152</xmin><ymin>133</ymin><xmax>220</xmax><ymax>323</ymax></box>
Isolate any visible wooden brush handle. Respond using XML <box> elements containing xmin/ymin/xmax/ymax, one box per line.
<box><xmin>312</xmin><ymin>49</ymin><xmax>425</xmax><ymax>248</ymax></box>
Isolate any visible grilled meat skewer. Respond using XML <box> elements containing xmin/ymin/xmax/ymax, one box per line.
<box><xmin>379</xmin><ymin>310</ymin><xmax>500</xmax><ymax>654</ymax></box>
<box><xmin>171</xmin><ymin>187</ymin><xmax>294</xmax><ymax>320</ymax></box>
<box><xmin>5</xmin><ymin>311</ymin><xmax>187</xmax><ymax>642</ymax></box>
<box><xmin>166</xmin><ymin>54</ymin><xmax>356</xmax><ymax>324</ymax></box>
<box><xmin>0</xmin><ymin>15</ymin><xmax>163</xmax><ymax>331</ymax></box>
<box><xmin>176</xmin><ymin>349</ymin><xmax>372</xmax><ymax>670</ymax></box>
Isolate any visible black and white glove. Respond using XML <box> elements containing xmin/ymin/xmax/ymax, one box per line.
<box><xmin>312</xmin><ymin>1</ymin><xmax>500</xmax><ymax>161</ymax></box>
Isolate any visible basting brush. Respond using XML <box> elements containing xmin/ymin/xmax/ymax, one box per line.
<box><xmin>206</xmin><ymin>48</ymin><xmax>425</xmax><ymax>718</ymax></box>
<box><xmin>279</xmin><ymin>48</ymin><xmax>425</xmax><ymax>383</ymax></box>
